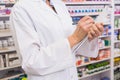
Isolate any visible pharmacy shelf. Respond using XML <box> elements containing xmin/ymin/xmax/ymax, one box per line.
<box><xmin>99</xmin><ymin>35</ymin><xmax>111</xmax><ymax>38</ymax></box>
<box><xmin>114</xmin><ymin>65</ymin><xmax>120</xmax><ymax>69</ymax></box>
<box><xmin>0</xmin><ymin>65</ymin><xmax>21</xmax><ymax>71</ymax></box>
<box><xmin>0</xmin><ymin>15</ymin><xmax>10</xmax><ymax>17</ymax></box>
<box><xmin>114</xmin><ymin>27</ymin><xmax>120</xmax><ymax>30</ymax></box>
<box><xmin>70</xmin><ymin>13</ymin><xmax>99</xmax><ymax>17</ymax></box>
<box><xmin>0</xmin><ymin>29</ymin><xmax>10</xmax><ymax>32</ymax></box>
<box><xmin>114</xmin><ymin>53</ymin><xmax>120</xmax><ymax>58</ymax></box>
<box><xmin>0</xmin><ymin>30</ymin><xmax>12</xmax><ymax>37</ymax></box>
<box><xmin>65</xmin><ymin>2</ymin><xmax>111</xmax><ymax>5</ymax></box>
<box><xmin>78</xmin><ymin>68</ymin><xmax>110</xmax><ymax>80</ymax></box>
<box><xmin>1</xmin><ymin>73</ymin><xmax>24</xmax><ymax>80</ymax></box>
<box><xmin>114</xmin><ymin>14</ymin><xmax>120</xmax><ymax>17</ymax></box>
<box><xmin>0</xmin><ymin>2</ymin><xmax>15</xmax><ymax>4</ymax></box>
<box><xmin>114</xmin><ymin>2</ymin><xmax>120</xmax><ymax>4</ymax></box>
<box><xmin>104</xmin><ymin>23</ymin><xmax>111</xmax><ymax>25</ymax></box>
<box><xmin>77</xmin><ymin>57</ymin><xmax>110</xmax><ymax>67</ymax></box>
<box><xmin>0</xmin><ymin>47</ymin><xmax>16</xmax><ymax>53</ymax></box>
<box><xmin>99</xmin><ymin>46</ymin><xmax>111</xmax><ymax>50</ymax></box>
<box><xmin>114</xmin><ymin>40</ymin><xmax>120</xmax><ymax>43</ymax></box>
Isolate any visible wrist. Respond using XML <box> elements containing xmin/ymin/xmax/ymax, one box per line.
<box><xmin>68</xmin><ymin>35</ymin><xmax>79</xmax><ymax>48</ymax></box>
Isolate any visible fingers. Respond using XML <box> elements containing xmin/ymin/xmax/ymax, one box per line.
<box><xmin>88</xmin><ymin>32</ymin><xmax>94</xmax><ymax>40</ymax></box>
<box><xmin>88</xmin><ymin>23</ymin><xmax>104</xmax><ymax>40</ymax></box>
<box><xmin>91</xmin><ymin>24</ymin><xmax>101</xmax><ymax>36</ymax></box>
<box><xmin>84</xmin><ymin>23</ymin><xmax>93</xmax><ymax>30</ymax></box>
<box><xmin>77</xmin><ymin>16</ymin><xmax>95</xmax><ymax>32</ymax></box>
<box><xmin>85</xmin><ymin>19</ymin><xmax>94</xmax><ymax>25</ymax></box>
<box><xmin>90</xmin><ymin>27</ymin><xmax>97</xmax><ymax>37</ymax></box>
<box><xmin>95</xmin><ymin>23</ymin><xmax>104</xmax><ymax>32</ymax></box>
<box><xmin>80</xmin><ymin>16</ymin><xmax>94</xmax><ymax>22</ymax></box>
<box><xmin>75</xmin><ymin>16</ymin><xmax>104</xmax><ymax>42</ymax></box>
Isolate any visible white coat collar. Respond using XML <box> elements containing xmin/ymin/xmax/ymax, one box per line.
<box><xmin>29</xmin><ymin>0</ymin><xmax>63</xmax><ymax>16</ymax></box>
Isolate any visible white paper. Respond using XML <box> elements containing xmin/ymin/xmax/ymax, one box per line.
<box><xmin>73</xmin><ymin>37</ymin><xmax>99</xmax><ymax>58</ymax></box>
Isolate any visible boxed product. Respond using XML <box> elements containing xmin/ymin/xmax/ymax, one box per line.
<box><xmin>7</xmin><ymin>52</ymin><xmax>20</xmax><ymax>67</ymax></box>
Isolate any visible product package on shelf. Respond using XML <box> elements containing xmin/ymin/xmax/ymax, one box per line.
<box><xmin>115</xmin><ymin>5</ymin><xmax>120</xmax><ymax>15</ymax></box>
<box><xmin>0</xmin><ymin>21</ymin><xmax>5</xmax><ymax>30</ymax></box>
<box><xmin>8</xmin><ymin>52</ymin><xmax>20</xmax><ymax>67</ymax></box>
<box><xmin>7</xmin><ymin>37</ymin><xmax>14</xmax><ymax>48</ymax></box>
<box><xmin>67</xmin><ymin>5</ymin><xmax>111</xmax><ymax>25</ymax></box>
<box><xmin>114</xmin><ymin>18</ymin><xmax>120</xmax><ymax>29</ymax></box>
<box><xmin>0</xmin><ymin>5</ymin><xmax>5</xmax><ymax>15</ymax></box>
<box><xmin>0</xmin><ymin>20</ymin><xmax>14</xmax><ymax>31</ymax></box>
<box><xmin>0</xmin><ymin>0</ymin><xmax>16</xmax><ymax>3</ymax></box>
<box><xmin>0</xmin><ymin>5</ymin><xmax>12</xmax><ymax>16</ymax></box>
<box><xmin>67</xmin><ymin>5</ymin><xmax>105</xmax><ymax>25</ymax></box>
<box><xmin>114</xmin><ymin>57</ymin><xmax>120</xmax><ymax>66</ymax></box>
<box><xmin>4</xmin><ymin>20</ymin><xmax>11</xmax><ymax>30</ymax></box>
<box><xmin>98</xmin><ymin>38</ymin><xmax>111</xmax><ymax>48</ymax></box>
<box><xmin>67</xmin><ymin>5</ymin><xmax>104</xmax><ymax>16</ymax></box>
<box><xmin>76</xmin><ymin>56</ymin><xmax>91</xmax><ymax>66</ymax></box>
<box><xmin>114</xmin><ymin>67</ymin><xmax>120</xmax><ymax>80</ymax></box>
<box><xmin>0</xmin><ymin>52</ymin><xmax>20</xmax><ymax>69</ymax></box>
<box><xmin>76</xmin><ymin>49</ymin><xmax>110</xmax><ymax>67</ymax></box>
<box><xmin>0</xmin><ymin>54</ymin><xmax>8</xmax><ymax>68</ymax></box>
<box><xmin>0</xmin><ymin>37</ymin><xmax>15</xmax><ymax>50</ymax></box>
<box><xmin>77</xmin><ymin>61</ymin><xmax>110</xmax><ymax>79</ymax></box>
<box><xmin>114</xmin><ymin>43</ymin><xmax>120</xmax><ymax>57</ymax></box>
<box><xmin>0</xmin><ymin>55</ymin><xmax>4</xmax><ymax>68</ymax></box>
<box><xmin>95</xmin><ymin>6</ymin><xmax>111</xmax><ymax>24</ymax></box>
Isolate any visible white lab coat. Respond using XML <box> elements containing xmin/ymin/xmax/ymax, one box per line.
<box><xmin>10</xmin><ymin>0</ymin><xmax>99</xmax><ymax>80</ymax></box>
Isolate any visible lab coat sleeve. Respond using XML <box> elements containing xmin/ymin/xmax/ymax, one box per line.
<box><xmin>10</xmin><ymin>6</ymin><xmax>74</xmax><ymax>76</ymax></box>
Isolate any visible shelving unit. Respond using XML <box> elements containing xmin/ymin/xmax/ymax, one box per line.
<box><xmin>114</xmin><ymin>27</ymin><xmax>120</xmax><ymax>30</ymax></box>
<box><xmin>114</xmin><ymin>53</ymin><xmax>120</xmax><ymax>58</ymax></box>
<box><xmin>0</xmin><ymin>65</ymin><xmax>20</xmax><ymax>71</ymax></box>
<box><xmin>99</xmin><ymin>46</ymin><xmax>111</xmax><ymax>50</ymax></box>
<box><xmin>0</xmin><ymin>15</ymin><xmax>10</xmax><ymax>17</ymax></box>
<box><xmin>114</xmin><ymin>64</ymin><xmax>120</xmax><ymax>69</ymax></box>
<box><xmin>1</xmin><ymin>73</ymin><xmax>24</xmax><ymax>80</ymax></box>
<box><xmin>0</xmin><ymin>32</ymin><xmax>12</xmax><ymax>37</ymax></box>
<box><xmin>64</xmin><ymin>0</ymin><xmax>112</xmax><ymax>80</ymax></box>
<box><xmin>115</xmin><ymin>14</ymin><xmax>120</xmax><ymax>17</ymax></box>
<box><xmin>77</xmin><ymin>58</ymin><xmax>110</xmax><ymax>67</ymax></box>
<box><xmin>0</xmin><ymin>2</ymin><xmax>15</xmax><ymax>5</ymax></box>
<box><xmin>114</xmin><ymin>40</ymin><xmax>120</xmax><ymax>43</ymax></box>
<box><xmin>113</xmin><ymin>1</ymin><xmax>120</xmax><ymax>80</ymax></box>
<box><xmin>70</xmin><ymin>13</ymin><xmax>100</xmax><ymax>17</ymax></box>
<box><xmin>65</xmin><ymin>2</ymin><xmax>111</xmax><ymax>5</ymax></box>
<box><xmin>99</xmin><ymin>35</ymin><xmax>111</xmax><ymax>38</ymax></box>
<box><xmin>0</xmin><ymin>47</ymin><xmax>16</xmax><ymax>53</ymax></box>
<box><xmin>0</xmin><ymin>0</ymin><xmax>24</xmax><ymax>80</ymax></box>
<box><xmin>115</xmin><ymin>1</ymin><xmax>120</xmax><ymax>4</ymax></box>
<box><xmin>79</xmin><ymin>68</ymin><xmax>110</xmax><ymax>80</ymax></box>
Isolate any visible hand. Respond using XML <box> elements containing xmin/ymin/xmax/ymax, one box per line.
<box><xmin>88</xmin><ymin>23</ymin><xmax>104</xmax><ymax>40</ymax></box>
<box><xmin>68</xmin><ymin>16</ymin><xmax>94</xmax><ymax>48</ymax></box>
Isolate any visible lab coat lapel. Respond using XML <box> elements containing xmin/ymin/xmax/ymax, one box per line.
<box><xmin>51</xmin><ymin>0</ymin><xmax>72</xmax><ymax>24</ymax></box>
<box><xmin>40</xmin><ymin>1</ymin><xmax>58</xmax><ymax>16</ymax></box>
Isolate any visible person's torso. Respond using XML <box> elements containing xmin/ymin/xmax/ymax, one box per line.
<box><xmin>14</xmin><ymin>0</ymin><xmax>78</xmax><ymax>80</ymax></box>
